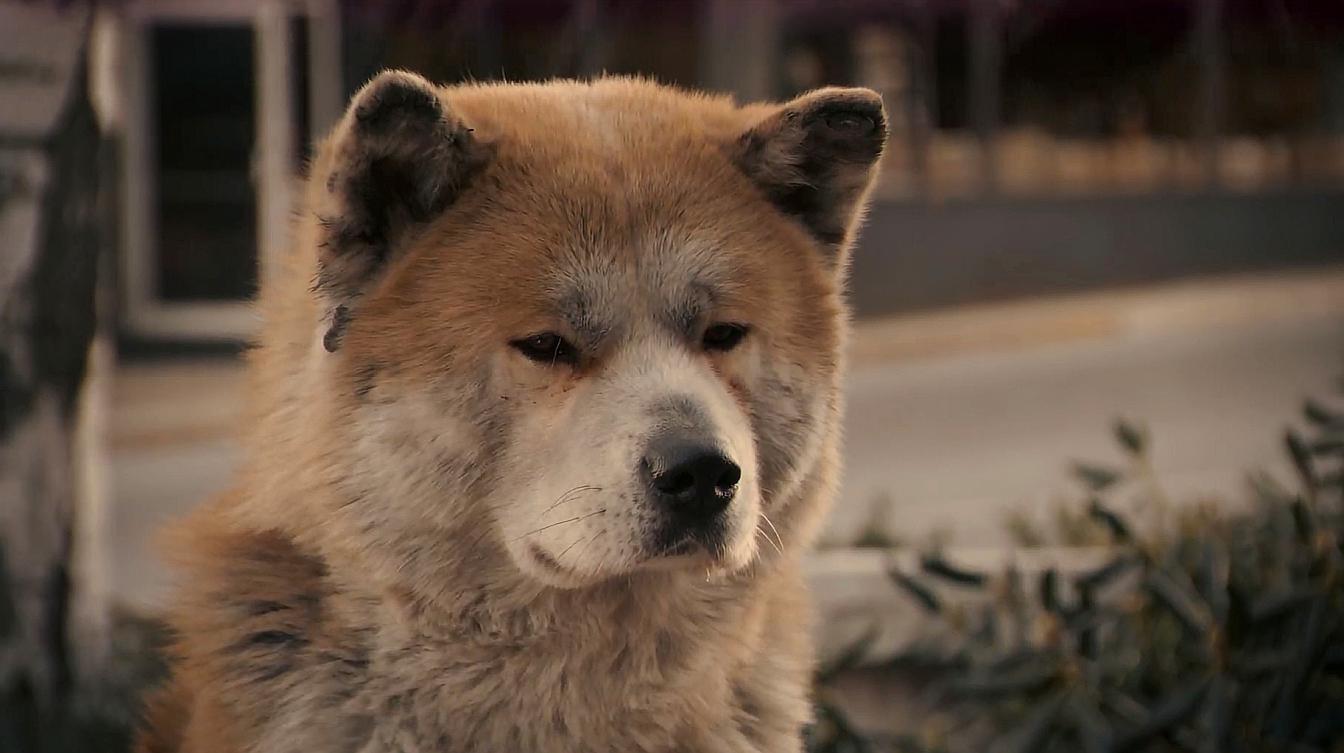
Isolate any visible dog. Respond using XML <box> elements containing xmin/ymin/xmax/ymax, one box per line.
<box><xmin>137</xmin><ymin>70</ymin><xmax>885</xmax><ymax>753</ymax></box>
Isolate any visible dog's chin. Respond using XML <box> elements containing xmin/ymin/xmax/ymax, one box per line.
<box><xmin>639</xmin><ymin>530</ymin><xmax>757</xmax><ymax>578</ymax></box>
<box><xmin>515</xmin><ymin>532</ymin><xmax>757</xmax><ymax>589</ymax></box>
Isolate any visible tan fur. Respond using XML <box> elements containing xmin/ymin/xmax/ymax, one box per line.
<box><xmin>139</xmin><ymin>73</ymin><xmax>884</xmax><ymax>753</ymax></box>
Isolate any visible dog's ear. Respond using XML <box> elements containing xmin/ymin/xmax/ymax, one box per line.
<box><xmin>733</xmin><ymin>87</ymin><xmax>886</xmax><ymax>261</ymax></box>
<box><xmin>314</xmin><ymin>71</ymin><xmax>488</xmax><ymax>349</ymax></box>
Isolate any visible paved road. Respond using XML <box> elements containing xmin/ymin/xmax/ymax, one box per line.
<box><xmin>830</xmin><ymin>311</ymin><xmax>1344</xmax><ymax>549</ymax></box>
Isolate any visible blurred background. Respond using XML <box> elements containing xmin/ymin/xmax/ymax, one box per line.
<box><xmin>2</xmin><ymin>0</ymin><xmax>1343</xmax><ymax>750</ymax></box>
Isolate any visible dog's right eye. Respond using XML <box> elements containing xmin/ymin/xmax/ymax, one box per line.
<box><xmin>702</xmin><ymin>323</ymin><xmax>749</xmax><ymax>352</ymax></box>
<box><xmin>510</xmin><ymin>333</ymin><xmax>578</xmax><ymax>366</ymax></box>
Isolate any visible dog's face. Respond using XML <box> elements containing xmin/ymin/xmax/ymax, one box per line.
<box><xmin>311</xmin><ymin>73</ymin><xmax>884</xmax><ymax>588</ymax></box>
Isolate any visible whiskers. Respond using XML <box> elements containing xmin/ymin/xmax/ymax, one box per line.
<box><xmin>756</xmin><ymin>512</ymin><xmax>785</xmax><ymax>557</ymax></box>
<box><xmin>555</xmin><ymin>533</ymin><xmax>592</xmax><ymax>562</ymax></box>
<box><xmin>541</xmin><ymin>484</ymin><xmax>603</xmax><ymax>517</ymax></box>
<box><xmin>511</xmin><ymin>507</ymin><xmax>607</xmax><ymax>543</ymax></box>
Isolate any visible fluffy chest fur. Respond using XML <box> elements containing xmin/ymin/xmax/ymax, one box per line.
<box><xmin>143</xmin><ymin>523</ymin><xmax>810</xmax><ymax>753</ymax></box>
<box><xmin>351</xmin><ymin>595</ymin><xmax>758</xmax><ymax>751</ymax></box>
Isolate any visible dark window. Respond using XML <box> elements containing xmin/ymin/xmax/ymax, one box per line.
<box><xmin>151</xmin><ymin>23</ymin><xmax>258</xmax><ymax>301</ymax></box>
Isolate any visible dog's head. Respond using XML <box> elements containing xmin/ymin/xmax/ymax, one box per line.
<box><xmin>306</xmin><ymin>72</ymin><xmax>884</xmax><ymax>588</ymax></box>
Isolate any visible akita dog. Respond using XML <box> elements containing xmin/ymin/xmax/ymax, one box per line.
<box><xmin>138</xmin><ymin>71</ymin><xmax>884</xmax><ymax>753</ymax></box>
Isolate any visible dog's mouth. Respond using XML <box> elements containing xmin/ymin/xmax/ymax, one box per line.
<box><xmin>523</xmin><ymin>517</ymin><xmax>747</xmax><ymax>584</ymax></box>
<box><xmin>659</xmin><ymin>537</ymin><xmax>698</xmax><ymax>557</ymax></box>
<box><xmin>647</xmin><ymin>524</ymin><xmax>732</xmax><ymax>567</ymax></box>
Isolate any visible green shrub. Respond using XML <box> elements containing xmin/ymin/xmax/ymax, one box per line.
<box><xmin>810</xmin><ymin>394</ymin><xmax>1344</xmax><ymax>753</ymax></box>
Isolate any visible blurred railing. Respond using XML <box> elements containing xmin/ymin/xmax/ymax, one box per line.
<box><xmin>345</xmin><ymin>0</ymin><xmax>1344</xmax><ymax>202</ymax></box>
<box><xmin>775</xmin><ymin>0</ymin><xmax>1344</xmax><ymax>201</ymax></box>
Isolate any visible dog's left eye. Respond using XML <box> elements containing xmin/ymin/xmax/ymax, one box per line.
<box><xmin>702</xmin><ymin>323</ymin><xmax>749</xmax><ymax>352</ymax></box>
<box><xmin>511</xmin><ymin>333</ymin><xmax>578</xmax><ymax>366</ymax></box>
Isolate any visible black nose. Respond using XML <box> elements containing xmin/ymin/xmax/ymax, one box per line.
<box><xmin>644</xmin><ymin>441</ymin><xmax>741</xmax><ymax>522</ymax></box>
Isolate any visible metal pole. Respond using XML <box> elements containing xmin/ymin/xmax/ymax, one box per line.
<box><xmin>574</xmin><ymin>0</ymin><xmax>606</xmax><ymax>78</ymax></box>
<box><xmin>700</xmin><ymin>0</ymin><xmax>779</xmax><ymax>101</ymax></box>
<box><xmin>307</xmin><ymin>0</ymin><xmax>344</xmax><ymax>142</ymax></box>
<box><xmin>969</xmin><ymin>0</ymin><xmax>1001</xmax><ymax>195</ymax></box>
<box><xmin>1195</xmin><ymin>0</ymin><xmax>1225</xmax><ymax>189</ymax></box>
<box><xmin>912</xmin><ymin>1</ymin><xmax>937</xmax><ymax>200</ymax></box>
<box><xmin>255</xmin><ymin>0</ymin><xmax>295</xmax><ymax>292</ymax></box>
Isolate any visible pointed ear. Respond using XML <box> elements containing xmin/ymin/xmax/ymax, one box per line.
<box><xmin>733</xmin><ymin>87</ymin><xmax>886</xmax><ymax>259</ymax></box>
<box><xmin>313</xmin><ymin>70</ymin><xmax>489</xmax><ymax>342</ymax></box>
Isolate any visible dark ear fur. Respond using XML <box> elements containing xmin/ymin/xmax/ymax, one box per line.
<box><xmin>316</xmin><ymin>71</ymin><xmax>489</xmax><ymax>349</ymax></box>
<box><xmin>735</xmin><ymin>88</ymin><xmax>886</xmax><ymax>256</ymax></box>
